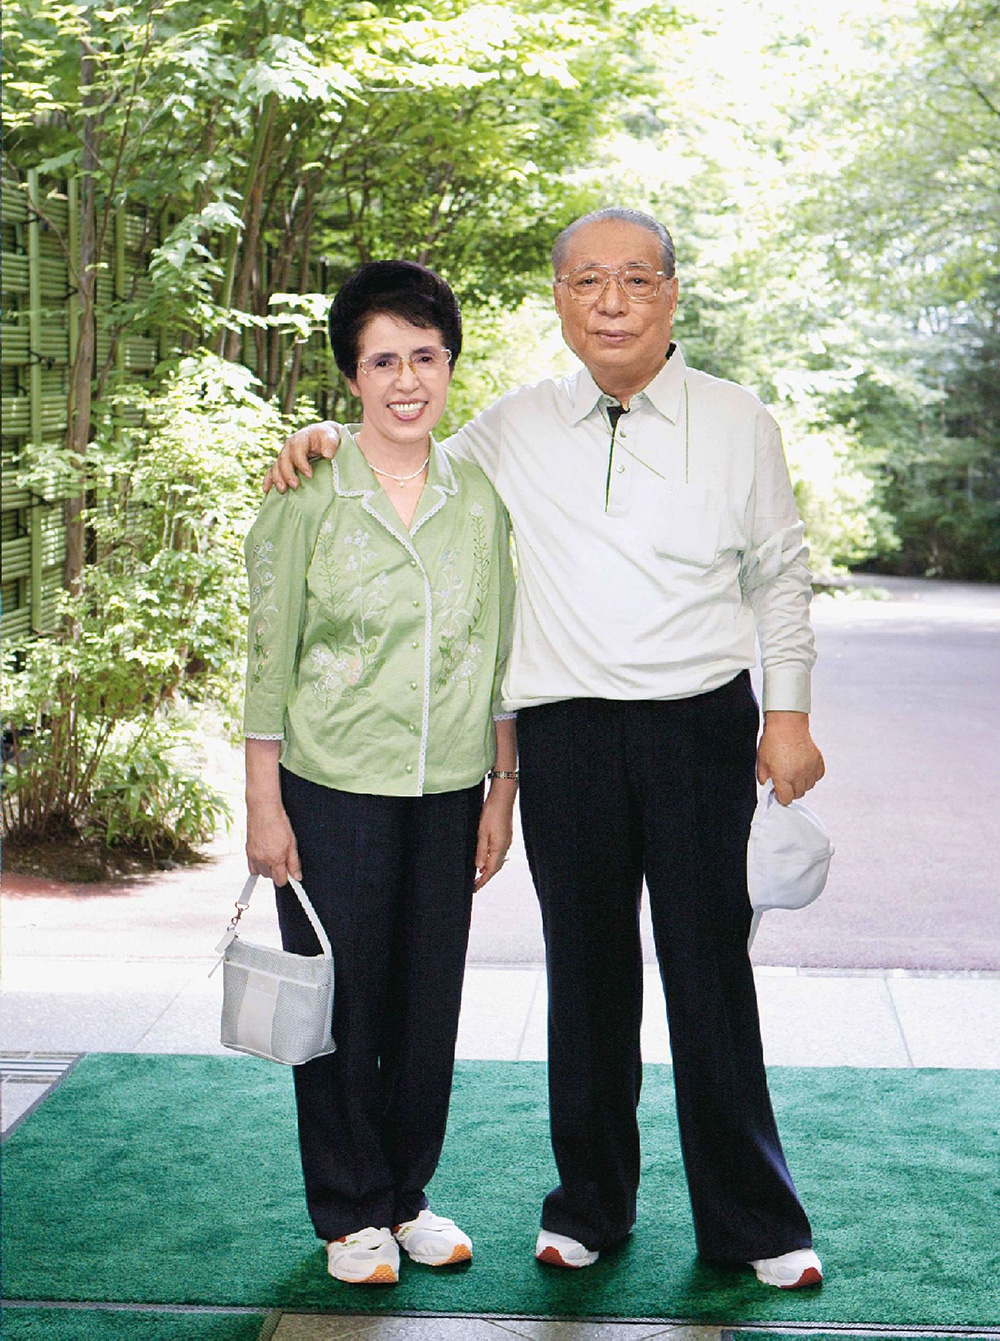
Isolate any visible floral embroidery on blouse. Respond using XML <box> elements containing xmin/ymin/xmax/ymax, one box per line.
<box><xmin>307</xmin><ymin>523</ymin><xmax>389</xmax><ymax>703</ymax></box>
<box><xmin>247</xmin><ymin>538</ymin><xmax>279</xmax><ymax>688</ymax></box>
<box><xmin>435</xmin><ymin>503</ymin><xmax>490</xmax><ymax>694</ymax></box>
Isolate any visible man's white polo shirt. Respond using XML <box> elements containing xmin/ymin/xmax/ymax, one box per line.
<box><xmin>444</xmin><ymin>344</ymin><xmax>815</xmax><ymax>714</ymax></box>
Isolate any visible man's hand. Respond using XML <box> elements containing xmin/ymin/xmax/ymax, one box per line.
<box><xmin>757</xmin><ymin>711</ymin><xmax>825</xmax><ymax>806</ymax></box>
<box><xmin>263</xmin><ymin>420</ymin><xmax>341</xmax><ymax>494</ymax></box>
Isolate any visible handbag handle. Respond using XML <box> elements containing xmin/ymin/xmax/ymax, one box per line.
<box><xmin>234</xmin><ymin>873</ymin><xmax>333</xmax><ymax>960</ymax></box>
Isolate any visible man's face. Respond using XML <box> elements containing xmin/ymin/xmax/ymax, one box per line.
<box><xmin>552</xmin><ymin>219</ymin><xmax>679</xmax><ymax>398</ymax></box>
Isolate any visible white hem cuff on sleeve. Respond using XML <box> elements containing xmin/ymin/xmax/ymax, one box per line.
<box><xmin>761</xmin><ymin>667</ymin><xmax>811</xmax><ymax>714</ymax></box>
<box><xmin>244</xmin><ymin>732</ymin><xmax>285</xmax><ymax>741</ymax></box>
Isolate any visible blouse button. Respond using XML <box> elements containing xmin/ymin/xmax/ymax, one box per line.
<box><xmin>405</xmin><ymin>764</ymin><xmax>413</xmax><ymax>774</ymax></box>
<box><xmin>616</xmin><ymin>464</ymin><xmax>625</xmax><ymax>474</ymax></box>
<box><xmin>411</xmin><ymin>640</ymin><xmax>419</xmax><ymax>650</ymax></box>
<box><xmin>412</xmin><ymin>600</ymin><xmax>420</xmax><ymax>609</ymax></box>
<box><xmin>410</xmin><ymin>681</ymin><xmax>418</xmax><ymax>691</ymax></box>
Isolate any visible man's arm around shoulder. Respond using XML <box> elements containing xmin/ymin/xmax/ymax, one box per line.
<box><xmin>264</xmin><ymin>422</ymin><xmax>341</xmax><ymax>494</ymax></box>
<box><xmin>261</xmin><ymin>388</ymin><xmax>520</xmax><ymax>495</ymax></box>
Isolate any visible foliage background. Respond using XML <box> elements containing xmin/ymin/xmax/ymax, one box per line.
<box><xmin>2</xmin><ymin>0</ymin><xmax>996</xmax><ymax>858</ymax></box>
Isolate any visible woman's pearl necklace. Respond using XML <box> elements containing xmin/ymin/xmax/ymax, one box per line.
<box><xmin>367</xmin><ymin>455</ymin><xmax>430</xmax><ymax>487</ymax></box>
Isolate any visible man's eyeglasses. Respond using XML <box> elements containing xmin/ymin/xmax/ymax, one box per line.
<box><xmin>557</xmin><ymin>264</ymin><xmax>669</xmax><ymax>304</ymax></box>
<box><xmin>357</xmin><ymin>347</ymin><xmax>452</xmax><ymax>380</ymax></box>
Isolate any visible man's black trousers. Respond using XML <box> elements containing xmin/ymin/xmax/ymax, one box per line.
<box><xmin>517</xmin><ymin>673</ymin><xmax>813</xmax><ymax>1262</ymax></box>
<box><xmin>276</xmin><ymin>768</ymin><xmax>481</xmax><ymax>1242</ymax></box>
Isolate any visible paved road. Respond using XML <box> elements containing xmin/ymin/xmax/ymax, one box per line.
<box><xmin>466</xmin><ymin>576</ymin><xmax>1000</xmax><ymax>971</ymax></box>
<box><xmin>4</xmin><ymin>578</ymin><xmax>998</xmax><ymax>973</ymax></box>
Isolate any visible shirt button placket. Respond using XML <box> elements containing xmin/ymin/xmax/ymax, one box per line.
<box><xmin>406</xmin><ymin>545</ymin><xmax>432</xmax><ymax>796</ymax></box>
<box><xmin>610</xmin><ymin>454</ymin><xmax>629</xmax><ymax>513</ymax></box>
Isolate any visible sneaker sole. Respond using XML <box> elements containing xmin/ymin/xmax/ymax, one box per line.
<box><xmin>783</xmin><ymin>1265</ymin><xmax>823</xmax><ymax>1289</ymax></box>
<box><xmin>757</xmin><ymin>1265</ymin><xmax>823</xmax><ymax>1289</ymax></box>
<box><xmin>407</xmin><ymin>1242</ymin><xmax>473</xmax><ymax>1267</ymax></box>
<box><xmin>330</xmin><ymin>1262</ymin><xmax>399</xmax><ymax>1285</ymax></box>
<box><xmin>535</xmin><ymin>1245</ymin><xmax>597</xmax><ymax>1269</ymax></box>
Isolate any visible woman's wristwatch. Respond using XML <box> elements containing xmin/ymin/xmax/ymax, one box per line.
<box><xmin>488</xmin><ymin>769</ymin><xmax>519</xmax><ymax>781</ymax></box>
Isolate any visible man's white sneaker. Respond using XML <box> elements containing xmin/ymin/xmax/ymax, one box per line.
<box><xmin>325</xmin><ymin>1226</ymin><xmax>399</xmax><ymax>1284</ymax></box>
<box><xmin>393</xmin><ymin>1208</ymin><xmax>472</xmax><ymax>1266</ymax></box>
<box><xmin>535</xmin><ymin>1228</ymin><xmax>600</xmax><ymax>1268</ymax></box>
<box><xmin>750</xmin><ymin>1247</ymin><xmax>823</xmax><ymax>1289</ymax></box>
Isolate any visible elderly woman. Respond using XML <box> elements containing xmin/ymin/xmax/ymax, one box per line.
<box><xmin>243</xmin><ymin>261</ymin><xmax>516</xmax><ymax>1285</ymax></box>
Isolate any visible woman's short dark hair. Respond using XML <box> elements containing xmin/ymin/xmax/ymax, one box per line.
<box><xmin>328</xmin><ymin>260</ymin><xmax>462</xmax><ymax>378</ymax></box>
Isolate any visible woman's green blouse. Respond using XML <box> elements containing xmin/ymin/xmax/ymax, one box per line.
<box><xmin>243</xmin><ymin>431</ymin><xmax>514</xmax><ymax>797</ymax></box>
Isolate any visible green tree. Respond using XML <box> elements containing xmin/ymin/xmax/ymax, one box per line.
<box><xmin>2</xmin><ymin>0</ymin><xmax>688</xmax><ymax>863</ymax></box>
<box><xmin>789</xmin><ymin>0</ymin><xmax>1000</xmax><ymax>578</ymax></box>
<box><xmin>3</xmin><ymin>0</ymin><xmax>685</xmax><ymax>448</ymax></box>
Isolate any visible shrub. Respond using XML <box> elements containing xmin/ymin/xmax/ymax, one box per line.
<box><xmin>2</xmin><ymin>353</ymin><xmax>287</xmax><ymax>862</ymax></box>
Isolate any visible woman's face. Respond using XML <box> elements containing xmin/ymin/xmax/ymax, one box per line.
<box><xmin>347</xmin><ymin>313</ymin><xmax>452</xmax><ymax>455</ymax></box>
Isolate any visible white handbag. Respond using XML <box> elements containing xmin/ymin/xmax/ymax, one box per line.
<box><xmin>216</xmin><ymin>873</ymin><xmax>336</xmax><ymax>1065</ymax></box>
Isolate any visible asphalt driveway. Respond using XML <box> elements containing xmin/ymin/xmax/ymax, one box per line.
<box><xmin>4</xmin><ymin>577</ymin><xmax>998</xmax><ymax>973</ymax></box>
<box><xmin>465</xmin><ymin>576</ymin><xmax>1000</xmax><ymax>971</ymax></box>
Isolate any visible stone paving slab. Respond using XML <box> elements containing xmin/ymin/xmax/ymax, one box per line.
<box><xmin>887</xmin><ymin>975</ymin><xmax>1000</xmax><ymax>1067</ymax></box>
<box><xmin>0</xmin><ymin>1080</ymin><xmax>51</xmax><ymax>1130</ymax></box>
<box><xmin>3</xmin><ymin>962</ymin><xmax>1000</xmax><ymax>1082</ymax></box>
<box><xmin>269</xmin><ymin>1318</ymin><xmax>714</xmax><ymax>1340</ymax></box>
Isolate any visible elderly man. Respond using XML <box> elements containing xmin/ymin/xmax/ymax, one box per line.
<box><xmin>264</xmin><ymin>208</ymin><xmax>825</xmax><ymax>1289</ymax></box>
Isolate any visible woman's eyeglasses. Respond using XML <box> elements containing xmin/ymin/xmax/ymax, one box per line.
<box><xmin>357</xmin><ymin>347</ymin><xmax>453</xmax><ymax>380</ymax></box>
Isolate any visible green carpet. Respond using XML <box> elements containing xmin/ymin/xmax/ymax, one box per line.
<box><xmin>732</xmin><ymin>1335</ymin><xmax>1000</xmax><ymax>1341</ymax></box>
<box><xmin>0</xmin><ymin>1308</ymin><xmax>265</xmax><ymax>1340</ymax></box>
<box><xmin>3</xmin><ymin>1055</ymin><xmax>999</xmax><ymax>1328</ymax></box>
<box><xmin>734</xmin><ymin>1334</ymin><xmax>1000</xmax><ymax>1340</ymax></box>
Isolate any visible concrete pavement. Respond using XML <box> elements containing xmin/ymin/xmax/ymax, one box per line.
<box><xmin>4</xmin><ymin>824</ymin><xmax>1000</xmax><ymax>1096</ymax></box>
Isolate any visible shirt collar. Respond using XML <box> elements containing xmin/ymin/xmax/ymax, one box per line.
<box><xmin>566</xmin><ymin>342</ymin><xmax>688</xmax><ymax>425</ymax></box>
<box><xmin>334</xmin><ymin>427</ymin><xmax>457</xmax><ymax>498</ymax></box>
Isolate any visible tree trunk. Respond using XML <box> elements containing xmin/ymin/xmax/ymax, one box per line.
<box><xmin>63</xmin><ymin>41</ymin><xmax>99</xmax><ymax>597</ymax></box>
<box><xmin>219</xmin><ymin>92</ymin><xmax>277</xmax><ymax>362</ymax></box>
<box><xmin>281</xmin><ymin>213</ymin><xmax>315</xmax><ymax>413</ymax></box>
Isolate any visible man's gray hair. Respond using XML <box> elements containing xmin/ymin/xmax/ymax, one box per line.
<box><xmin>552</xmin><ymin>207</ymin><xmax>676</xmax><ymax>278</ymax></box>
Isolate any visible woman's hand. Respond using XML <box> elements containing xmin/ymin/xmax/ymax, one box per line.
<box><xmin>245</xmin><ymin>738</ymin><xmax>301</xmax><ymax>886</ymax></box>
<box><xmin>246</xmin><ymin>799</ymin><xmax>302</xmax><ymax>887</ymax></box>
<box><xmin>475</xmin><ymin>717</ymin><xmax>517</xmax><ymax>890</ymax></box>
<box><xmin>474</xmin><ymin>778</ymin><xmax>516</xmax><ymax>891</ymax></box>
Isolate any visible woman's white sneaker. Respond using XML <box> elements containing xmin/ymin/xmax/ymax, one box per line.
<box><xmin>750</xmin><ymin>1247</ymin><xmax>823</xmax><ymax>1288</ymax></box>
<box><xmin>535</xmin><ymin>1228</ymin><xmax>600</xmax><ymax>1268</ymax></box>
<box><xmin>325</xmin><ymin>1226</ymin><xmax>399</xmax><ymax>1284</ymax></box>
<box><xmin>393</xmin><ymin>1208</ymin><xmax>472</xmax><ymax>1266</ymax></box>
